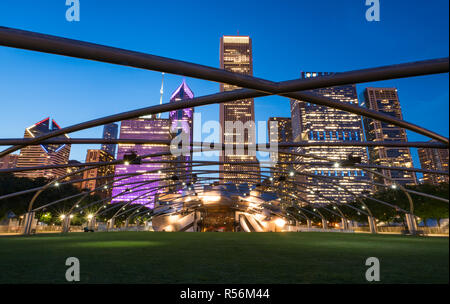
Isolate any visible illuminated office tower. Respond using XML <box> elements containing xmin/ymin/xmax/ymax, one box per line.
<box><xmin>219</xmin><ymin>35</ymin><xmax>259</xmax><ymax>183</ymax></box>
<box><xmin>81</xmin><ymin>150</ymin><xmax>115</xmax><ymax>199</ymax></box>
<box><xmin>290</xmin><ymin>72</ymin><xmax>370</xmax><ymax>205</ymax></box>
<box><xmin>0</xmin><ymin>154</ymin><xmax>18</xmax><ymax>169</ymax></box>
<box><xmin>169</xmin><ymin>80</ymin><xmax>194</xmax><ymax>187</ymax></box>
<box><xmin>15</xmin><ymin>118</ymin><xmax>71</xmax><ymax>179</ymax></box>
<box><xmin>362</xmin><ymin>87</ymin><xmax>417</xmax><ymax>186</ymax></box>
<box><xmin>268</xmin><ymin>117</ymin><xmax>294</xmax><ymax>181</ymax></box>
<box><xmin>101</xmin><ymin>123</ymin><xmax>118</xmax><ymax>158</ymax></box>
<box><xmin>418</xmin><ymin>140</ymin><xmax>449</xmax><ymax>185</ymax></box>
<box><xmin>111</xmin><ymin>117</ymin><xmax>171</xmax><ymax>206</ymax></box>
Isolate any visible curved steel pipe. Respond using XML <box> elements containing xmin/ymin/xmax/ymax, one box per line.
<box><xmin>0</xmin><ymin>26</ymin><xmax>448</xmax><ymax>159</ymax></box>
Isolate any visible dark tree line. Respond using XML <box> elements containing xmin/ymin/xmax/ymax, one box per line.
<box><xmin>0</xmin><ymin>173</ymin><xmax>152</xmax><ymax>226</ymax></box>
<box><xmin>287</xmin><ymin>183</ymin><xmax>449</xmax><ymax>226</ymax></box>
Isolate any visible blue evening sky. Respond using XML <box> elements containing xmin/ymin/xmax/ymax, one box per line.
<box><xmin>0</xmin><ymin>0</ymin><xmax>448</xmax><ymax>172</ymax></box>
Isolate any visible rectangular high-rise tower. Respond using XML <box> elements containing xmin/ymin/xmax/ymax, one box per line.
<box><xmin>418</xmin><ymin>140</ymin><xmax>449</xmax><ymax>185</ymax></box>
<box><xmin>362</xmin><ymin>87</ymin><xmax>417</xmax><ymax>186</ymax></box>
<box><xmin>101</xmin><ymin>123</ymin><xmax>118</xmax><ymax>158</ymax></box>
<box><xmin>268</xmin><ymin>117</ymin><xmax>294</xmax><ymax>180</ymax></box>
<box><xmin>290</xmin><ymin>72</ymin><xmax>371</xmax><ymax>205</ymax></box>
<box><xmin>219</xmin><ymin>35</ymin><xmax>259</xmax><ymax>183</ymax></box>
<box><xmin>111</xmin><ymin>117</ymin><xmax>171</xmax><ymax>206</ymax></box>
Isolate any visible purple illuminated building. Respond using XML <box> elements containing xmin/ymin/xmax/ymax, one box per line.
<box><xmin>111</xmin><ymin>117</ymin><xmax>171</xmax><ymax>206</ymax></box>
<box><xmin>169</xmin><ymin>80</ymin><xmax>194</xmax><ymax>186</ymax></box>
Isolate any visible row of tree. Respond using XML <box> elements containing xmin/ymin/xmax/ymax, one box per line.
<box><xmin>287</xmin><ymin>183</ymin><xmax>449</xmax><ymax>227</ymax></box>
<box><xmin>0</xmin><ymin>173</ymin><xmax>151</xmax><ymax>226</ymax></box>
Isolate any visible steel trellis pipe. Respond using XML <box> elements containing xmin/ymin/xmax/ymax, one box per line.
<box><xmin>0</xmin><ymin>138</ymin><xmax>447</xmax><ymax>149</ymax></box>
<box><xmin>0</xmin><ymin>26</ymin><xmax>448</xmax><ymax>160</ymax></box>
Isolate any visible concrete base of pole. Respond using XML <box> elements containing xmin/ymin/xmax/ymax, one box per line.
<box><xmin>125</xmin><ymin>218</ymin><xmax>129</xmax><ymax>228</ymax></box>
<box><xmin>368</xmin><ymin>216</ymin><xmax>377</xmax><ymax>234</ymax></box>
<box><xmin>193</xmin><ymin>211</ymin><xmax>198</xmax><ymax>232</ymax></box>
<box><xmin>321</xmin><ymin>219</ymin><xmax>328</xmax><ymax>229</ymax></box>
<box><xmin>88</xmin><ymin>218</ymin><xmax>96</xmax><ymax>230</ymax></box>
<box><xmin>341</xmin><ymin>218</ymin><xmax>348</xmax><ymax>230</ymax></box>
<box><xmin>22</xmin><ymin>211</ymin><xmax>36</xmax><ymax>235</ymax></box>
<box><xmin>306</xmin><ymin>219</ymin><xmax>312</xmax><ymax>229</ymax></box>
<box><xmin>108</xmin><ymin>218</ymin><xmax>115</xmax><ymax>230</ymax></box>
<box><xmin>405</xmin><ymin>213</ymin><xmax>418</xmax><ymax>234</ymax></box>
<box><xmin>62</xmin><ymin>216</ymin><xmax>71</xmax><ymax>233</ymax></box>
<box><xmin>348</xmin><ymin>220</ymin><xmax>356</xmax><ymax>230</ymax></box>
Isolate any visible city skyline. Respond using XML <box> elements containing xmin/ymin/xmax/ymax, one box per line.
<box><xmin>0</xmin><ymin>1</ymin><xmax>447</xmax><ymax>174</ymax></box>
<box><xmin>0</xmin><ymin>2</ymin><xmax>448</xmax><ymax>288</ymax></box>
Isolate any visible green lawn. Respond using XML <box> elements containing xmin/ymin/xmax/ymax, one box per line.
<box><xmin>0</xmin><ymin>232</ymin><xmax>448</xmax><ymax>284</ymax></box>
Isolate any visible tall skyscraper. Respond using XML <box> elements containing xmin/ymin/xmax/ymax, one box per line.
<box><xmin>362</xmin><ymin>87</ymin><xmax>417</xmax><ymax>186</ymax></box>
<box><xmin>81</xmin><ymin>150</ymin><xmax>115</xmax><ymax>199</ymax></box>
<box><xmin>169</xmin><ymin>80</ymin><xmax>194</xmax><ymax>187</ymax></box>
<box><xmin>268</xmin><ymin>117</ymin><xmax>294</xmax><ymax>181</ymax></box>
<box><xmin>219</xmin><ymin>35</ymin><xmax>259</xmax><ymax>183</ymax></box>
<box><xmin>290</xmin><ymin>72</ymin><xmax>370</xmax><ymax>205</ymax></box>
<box><xmin>111</xmin><ymin>117</ymin><xmax>171</xmax><ymax>206</ymax></box>
<box><xmin>101</xmin><ymin>123</ymin><xmax>118</xmax><ymax>158</ymax></box>
<box><xmin>0</xmin><ymin>154</ymin><xmax>18</xmax><ymax>170</ymax></box>
<box><xmin>418</xmin><ymin>141</ymin><xmax>449</xmax><ymax>185</ymax></box>
<box><xmin>15</xmin><ymin>118</ymin><xmax>71</xmax><ymax>179</ymax></box>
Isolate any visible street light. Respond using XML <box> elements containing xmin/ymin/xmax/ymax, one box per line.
<box><xmin>275</xmin><ymin>218</ymin><xmax>286</xmax><ymax>230</ymax></box>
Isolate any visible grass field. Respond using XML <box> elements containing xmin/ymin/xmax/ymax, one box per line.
<box><xmin>0</xmin><ymin>232</ymin><xmax>448</xmax><ymax>284</ymax></box>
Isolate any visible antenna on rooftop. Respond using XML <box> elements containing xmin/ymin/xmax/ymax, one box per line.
<box><xmin>158</xmin><ymin>72</ymin><xmax>165</xmax><ymax>118</ymax></box>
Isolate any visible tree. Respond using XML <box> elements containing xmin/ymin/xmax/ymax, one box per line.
<box><xmin>0</xmin><ymin>173</ymin><xmax>103</xmax><ymax>224</ymax></box>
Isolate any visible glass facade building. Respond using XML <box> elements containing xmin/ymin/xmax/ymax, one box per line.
<box><xmin>418</xmin><ymin>140</ymin><xmax>449</xmax><ymax>185</ymax></box>
<box><xmin>268</xmin><ymin>117</ymin><xmax>294</xmax><ymax>182</ymax></box>
<box><xmin>362</xmin><ymin>87</ymin><xmax>417</xmax><ymax>186</ymax></box>
<box><xmin>101</xmin><ymin>123</ymin><xmax>118</xmax><ymax>158</ymax></box>
<box><xmin>290</xmin><ymin>72</ymin><xmax>371</xmax><ymax>205</ymax></box>
<box><xmin>219</xmin><ymin>35</ymin><xmax>259</xmax><ymax>184</ymax></box>
<box><xmin>111</xmin><ymin>118</ymin><xmax>171</xmax><ymax>206</ymax></box>
<box><xmin>169</xmin><ymin>80</ymin><xmax>194</xmax><ymax>187</ymax></box>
